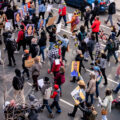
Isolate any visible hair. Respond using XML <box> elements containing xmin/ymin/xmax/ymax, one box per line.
<box><xmin>80</xmin><ymin>25</ymin><xmax>85</xmax><ymax>33</ymax></box>
<box><xmin>96</xmin><ymin>16</ymin><xmax>99</xmax><ymax>20</ymax></box>
<box><xmin>15</xmin><ymin>69</ymin><xmax>21</xmax><ymax>77</ymax></box>
<box><xmin>101</xmin><ymin>53</ymin><xmax>107</xmax><ymax>59</ymax></box>
<box><xmin>90</xmin><ymin>72</ymin><xmax>96</xmax><ymax>80</ymax></box>
<box><xmin>60</xmin><ymin>66</ymin><xmax>65</xmax><ymax>73</ymax></box>
<box><xmin>20</xmin><ymin>25</ymin><xmax>24</xmax><ymax>30</ymax></box>
<box><xmin>86</xmin><ymin>102</ymin><xmax>92</xmax><ymax>108</ymax></box>
<box><xmin>105</xmin><ymin>88</ymin><xmax>112</xmax><ymax>96</ymax></box>
<box><xmin>79</xmin><ymin>84</ymin><xmax>86</xmax><ymax>89</ymax></box>
<box><xmin>34</xmin><ymin>56</ymin><xmax>40</xmax><ymax>63</ymax></box>
<box><xmin>63</xmin><ymin>34</ymin><xmax>68</xmax><ymax>39</ymax></box>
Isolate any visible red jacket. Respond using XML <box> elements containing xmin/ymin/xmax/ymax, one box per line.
<box><xmin>17</xmin><ymin>30</ymin><xmax>24</xmax><ymax>43</ymax></box>
<box><xmin>58</xmin><ymin>6</ymin><xmax>66</xmax><ymax>16</ymax></box>
<box><xmin>51</xmin><ymin>60</ymin><xmax>63</xmax><ymax>72</ymax></box>
<box><xmin>91</xmin><ymin>19</ymin><xmax>101</xmax><ymax>33</ymax></box>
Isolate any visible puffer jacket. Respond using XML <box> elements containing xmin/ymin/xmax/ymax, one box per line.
<box><xmin>91</xmin><ymin>18</ymin><xmax>101</xmax><ymax>33</ymax></box>
<box><xmin>58</xmin><ymin>6</ymin><xmax>66</xmax><ymax>16</ymax></box>
<box><xmin>87</xmin><ymin>79</ymin><xmax>96</xmax><ymax>94</ymax></box>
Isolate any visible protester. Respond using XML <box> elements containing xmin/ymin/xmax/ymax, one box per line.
<box><xmin>12</xmin><ymin>69</ymin><xmax>25</xmax><ymax>104</ymax></box>
<box><xmin>39</xmin><ymin>1</ymin><xmax>46</xmax><ymax>19</ymax></box>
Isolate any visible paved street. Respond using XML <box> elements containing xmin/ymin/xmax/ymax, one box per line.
<box><xmin>0</xmin><ymin>0</ymin><xmax>120</xmax><ymax>120</ymax></box>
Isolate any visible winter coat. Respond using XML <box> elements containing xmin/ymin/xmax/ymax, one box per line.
<box><xmin>38</xmin><ymin>35</ymin><xmax>47</xmax><ymax>47</ymax></box>
<box><xmin>51</xmin><ymin>89</ymin><xmax>60</xmax><ymax>101</ymax></box>
<box><xmin>58</xmin><ymin>6</ymin><xmax>66</xmax><ymax>16</ymax></box>
<box><xmin>99</xmin><ymin>95</ymin><xmax>113</xmax><ymax>113</ymax></box>
<box><xmin>31</xmin><ymin>62</ymin><xmax>41</xmax><ymax>76</ymax></box>
<box><xmin>41</xmin><ymin>82</ymin><xmax>52</xmax><ymax>100</ymax></box>
<box><xmin>91</xmin><ymin>18</ymin><xmax>101</xmax><ymax>33</ymax></box>
<box><xmin>5</xmin><ymin>8</ymin><xmax>14</xmax><ymax>20</ymax></box>
<box><xmin>87</xmin><ymin>79</ymin><xmax>96</xmax><ymax>94</ymax></box>
<box><xmin>87</xmin><ymin>39</ymin><xmax>95</xmax><ymax>52</ymax></box>
<box><xmin>108</xmin><ymin>2</ymin><xmax>116</xmax><ymax>14</ymax></box>
<box><xmin>17</xmin><ymin>30</ymin><xmax>25</xmax><ymax>43</ymax></box>
<box><xmin>54</xmin><ymin>72</ymin><xmax>65</xmax><ymax>85</ymax></box>
<box><xmin>6</xmin><ymin>39</ymin><xmax>15</xmax><ymax>53</ymax></box>
<box><xmin>12</xmin><ymin>75</ymin><xmax>24</xmax><ymax>90</ymax></box>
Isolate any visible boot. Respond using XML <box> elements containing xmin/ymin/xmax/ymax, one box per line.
<box><xmin>68</xmin><ymin>112</ymin><xmax>75</xmax><ymax>117</ymax></box>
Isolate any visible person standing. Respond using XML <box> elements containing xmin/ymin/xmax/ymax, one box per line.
<box><xmin>16</xmin><ymin>25</ymin><xmax>26</xmax><ymax>52</ymax></box>
<box><xmin>56</xmin><ymin>2</ymin><xmax>67</xmax><ymax>26</ymax></box>
<box><xmin>91</xmin><ymin>16</ymin><xmax>101</xmax><ymax>42</ymax></box>
<box><xmin>39</xmin><ymin>1</ymin><xmax>46</xmax><ymax>19</ymax></box>
<box><xmin>31</xmin><ymin>57</ymin><xmax>42</xmax><ymax>91</ymax></box>
<box><xmin>12</xmin><ymin>69</ymin><xmax>25</xmax><ymax>105</ymax></box>
<box><xmin>6</xmin><ymin>33</ymin><xmax>16</xmax><ymax>66</ymax></box>
<box><xmin>98</xmin><ymin>89</ymin><xmax>113</xmax><ymax>120</ymax></box>
<box><xmin>105</xmin><ymin>0</ymin><xmax>116</xmax><ymax>27</ymax></box>
<box><xmin>86</xmin><ymin>72</ymin><xmax>96</xmax><ymax>105</ymax></box>
<box><xmin>40</xmin><ymin>77</ymin><xmax>54</xmax><ymax>118</ymax></box>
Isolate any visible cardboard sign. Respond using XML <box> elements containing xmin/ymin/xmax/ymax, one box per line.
<box><xmin>71</xmin><ymin>86</ymin><xmax>85</xmax><ymax>105</ymax></box>
<box><xmin>56</xmin><ymin>22</ymin><xmax>62</xmax><ymax>33</ymax></box>
<box><xmin>26</xmin><ymin>0</ymin><xmax>31</xmax><ymax>3</ymax></box>
<box><xmin>55</xmin><ymin>59</ymin><xmax>60</xmax><ymax>65</ymax></box>
<box><xmin>47</xmin><ymin>16</ymin><xmax>57</xmax><ymax>27</ymax></box>
<box><xmin>71</xmin><ymin>61</ymin><xmax>80</xmax><ymax>77</ymax></box>
<box><xmin>25</xmin><ymin>58</ymin><xmax>34</xmax><ymax>68</ymax></box>
<box><xmin>14</xmin><ymin>12</ymin><xmax>22</xmax><ymax>24</ymax></box>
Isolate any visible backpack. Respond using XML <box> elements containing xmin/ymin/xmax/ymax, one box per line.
<box><xmin>11</xmin><ymin>40</ymin><xmax>17</xmax><ymax>51</ymax></box>
<box><xmin>75</xmin><ymin>16</ymin><xmax>80</xmax><ymax>25</ymax></box>
<box><xmin>78</xmin><ymin>32</ymin><xmax>87</xmax><ymax>41</ymax></box>
<box><xmin>114</xmin><ymin>40</ymin><xmax>119</xmax><ymax>51</ymax></box>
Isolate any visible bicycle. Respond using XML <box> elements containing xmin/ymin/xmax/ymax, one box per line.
<box><xmin>98</xmin><ymin>29</ymin><xmax>109</xmax><ymax>44</ymax></box>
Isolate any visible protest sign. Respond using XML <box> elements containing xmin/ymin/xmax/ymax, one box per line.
<box><xmin>47</xmin><ymin>4</ymin><xmax>53</xmax><ymax>12</ymax></box>
<box><xmin>68</xmin><ymin>13</ymin><xmax>73</xmax><ymax>21</ymax></box>
<box><xmin>38</xmin><ymin>19</ymin><xmax>46</xmax><ymax>29</ymax></box>
<box><xmin>14</xmin><ymin>12</ymin><xmax>22</xmax><ymax>24</ymax></box>
<box><xmin>71</xmin><ymin>86</ymin><xmax>85</xmax><ymax>105</ymax></box>
<box><xmin>25</xmin><ymin>58</ymin><xmax>34</xmax><ymax>68</ymax></box>
<box><xmin>56</xmin><ymin>22</ymin><xmax>62</xmax><ymax>33</ymax></box>
<box><xmin>26</xmin><ymin>24</ymin><xmax>34</xmax><ymax>36</ymax></box>
<box><xmin>47</xmin><ymin>16</ymin><xmax>57</xmax><ymax>27</ymax></box>
<box><xmin>38</xmin><ymin>79</ymin><xmax>44</xmax><ymax>88</ymax></box>
<box><xmin>71</xmin><ymin>61</ymin><xmax>80</xmax><ymax>77</ymax></box>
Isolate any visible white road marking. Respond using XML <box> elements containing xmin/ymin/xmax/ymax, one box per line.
<box><xmin>60</xmin><ymin>99</ymin><xmax>74</xmax><ymax>107</ymax></box>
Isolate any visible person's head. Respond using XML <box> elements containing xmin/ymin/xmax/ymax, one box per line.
<box><xmin>77</xmin><ymin>80</ymin><xmax>86</xmax><ymax>89</ymax></box>
<box><xmin>59</xmin><ymin>66</ymin><xmax>65</xmax><ymax>73</ymax></box>
<box><xmin>44</xmin><ymin>77</ymin><xmax>50</xmax><ymax>84</ymax></box>
<box><xmin>101</xmin><ymin>53</ymin><xmax>106</xmax><ymax>59</ymax></box>
<box><xmin>20</xmin><ymin>25</ymin><xmax>24</xmax><ymax>30</ymax></box>
<box><xmin>74</xmin><ymin>11</ymin><xmax>77</xmax><ymax>15</ymax></box>
<box><xmin>90</xmin><ymin>72</ymin><xmax>96</xmax><ymax>80</ymax></box>
<box><xmin>95</xmin><ymin>16</ymin><xmax>99</xmax><ymax>21</ymax></box>
<box><xmin>41</xmin><ymin>0</ymin><xmax>45</xmax><ymax>5</ymax></box>
<box><xmin>24</xmin><ymin>49</ymin><xmax>29</xmax><ymax>54</ymax></box>
<box><xmin>94</xmin><ymin>0</ymin><xmax>98</xmax><ymax>5</ymax></box>
<box><xmin>63</xmin><ymin>34</ymin><xmax>68</xmax><ymax>39</ymax></box>
<box><xmin>105</xmin><ymin>88</ymin><xmax>112</xmax><ymax>96</ymax></box>
<box><xmin>86</xmin><ymin>6</ymin><xmax>91</xmax><ymax>12</ymax></box>
<box><xmin>80</xmin><ymin>25</ymin><xmax>85</xmax><ymax>33</ymax></box>
<box><xmin>54</xmin><ymin>84</ymin><xmax>59</xmax><ymax>90</ymax></box>
<box><xmin>15</xmin><ymin>69</ymin><xmax>21</xmax><ymax>77</ymax></box>
<box><xmin>34</xmin><ymin>56</ymin><xmax>40</xmax><ymax>63</ymax></box>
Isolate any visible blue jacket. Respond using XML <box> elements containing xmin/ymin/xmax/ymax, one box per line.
<box><xmin>39</xmin><ymin>4</ymin><xmax>46</xmax><ymax>12</ymax></box>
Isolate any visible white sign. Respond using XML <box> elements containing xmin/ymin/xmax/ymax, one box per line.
<box><xmin>47</xmin><ymin>4</ymin><xmax>53</xmax><ymax>12</ymax></box>
<box><xmin>38</xmin><ymin>79</ymin><xmax>44</xmax><ymax>88</ymax></box>
<box><xmin>55</xmin><ymin>59</ymin><xmax>60</xmax><ymax>65</ymax></box>
<box><xmin>68</xmin><ymin>13</ymin><xmax>73</xmax><ymax>21</ymax></box>
<box><xmin>56</xmin><ymin>22</ymin><xmax>62</xmax><ymax>33</ymax></box>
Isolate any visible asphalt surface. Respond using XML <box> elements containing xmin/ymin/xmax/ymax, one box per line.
<box><xmin>0</xmin><ymin>1</ymin><xmax>120</xmax><ymax>120</ymax></box>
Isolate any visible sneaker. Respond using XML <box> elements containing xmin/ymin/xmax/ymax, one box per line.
<box><xmin>56</xmin><ymin>110</ymin><xmax>61</xmax><ymax>113</ymax></box>
<box><xmin>14</xmin><ymin>51</ymin><xmax>19</xmax><ymax>54</ymax></box>
<box><xmin>103</xmin><ymin>83</ymin><xmax>107</xmax><ymax>86</ymax></box>
<box><xmin>68</xmin><ymin>113</ymin><xmax>75</xmax><ymax>117</ymax></box>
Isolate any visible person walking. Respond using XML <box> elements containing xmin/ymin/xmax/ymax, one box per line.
<box><xmin>38</xmin><ymin>30</ymin><xmax>47</xmax><ymax>63</ymax></box>
<box><xmin>12</xmin><ymin>69</ymin><xmax>25</xmax><ymax>105</ymax></box>
<box><xmin>98</xmin><ymin>89</ymin><xmax>113</xmax><ymax>120</ymax></box>
<box><xmin>39</xmin><ymin>1</ymin><xmax>46</xmax><ymax>19</ymax></box>
<box><xmin>16</xmin><ymin>25</ymin><xmax>26</xmax><ymax>52</ymax></box>
<box><xmin>105</xmin><ymin>0</ymin><xmax>116</xmax><ymax>27</ymax></box>
<box><xmin>56</xmin><ymin>2</ymin><xmax>67</xmax><ymax>26</ymax></box>
<box><xmin>31</xmin><ymin>57</ymin><xmax>42</xmax><ymax>91</ymax></box>
<box><xmin>86</xmin><ymin>72</ymin><xmax>96</xmax><ymax>105</ymax></box>
<box><xmin>40</xmin><ymin>77</ymin><xmax>54</xmax><ymax>118</ymax></box>
<box><xmin>91</xmin><ymin>16</ymin><xmax>101</xmax><ymax>42</ymax></box>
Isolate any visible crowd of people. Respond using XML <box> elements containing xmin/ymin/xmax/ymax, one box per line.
<box><xmin>0</xmin><ymin>0</ymin><xmax>120</xmax><ymax>120</ymax></box>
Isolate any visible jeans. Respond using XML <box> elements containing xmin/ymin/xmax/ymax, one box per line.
<box><xmin>102</xmin><ymin>115</ymin><xmax>107</xmax><ymax>120</ymax></box>
<box><xmin>50</xmin><ymin>101</ymin><xmax>61</xmax><ymax>111</ymax></box>
<box><xmin>23</xmin><ymin>67</ymin><xmax>29</xmax><ymax>78</ymax></box>
<box><xmin>57</xmin><ymin>15</ymin><xmax>67</xmax><ymax>25</ymax></box>
<box><xmin>32</xmin><ymin>75</ymin><xmax>39</xmax><ymax>91</ymax></box>
<box><xmin>107</xmin><ymin>51</ymin><xmax>118</xmax><ymax>62</ymax></box>
<box><xmin>49</xmin><ymin>42</ymin><xmax>54</xmax><ymax>50</ymax></box>
<box><xmin>39</xmin><ymin>46</ymin><xmax>46</xmax><ymax>61</ymax></box>
<box><xmin>101</xmin><ymin>68</ymin><xmax>108</xmax><ymax>84</ymax></box>
<box><xmin>96</xmin><ymin>82</ymin><xmax>99</xmax><ymax>97</ymax></box>
<box><xmin>86</xmin><ymin>92</ymin><xmax>94</xmax><ymax>104</ymax></box>
<box><xmin>92</xmin><ymin>32</ymin><xmax>98</xmax><ymax>42</ymax></box>
<box><xmin>7</xmin><ymin>52</ymin><xmax>15</xmax><ymax>65</ymax></box>
<box><xmin>106</xmin><ymin>14</ymin><xmax>113</xmax><ymax>26</ymax></box>
<box><xmin>41</xmin><ymin>99</ymin><xmax>52</xmax><ymax>113</ymax></box>
<box><xmin>114</xmin><ymin>83</ymin><xmax>120</xmax><ymax>93</ymax></box>
<box><xmin>61</xmin><ymin>46</ymin><xmax>67</xmax><ymax>61</ymax></box>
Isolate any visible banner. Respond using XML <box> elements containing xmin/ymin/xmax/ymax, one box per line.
<box><xmin>56</xmin><ymin>22</ymin><xmax>62</xmax><ymax>33</ymax></box>
<box><xmin>71</xmin><ymin>86</ymin><xmax>85</xmax><ymax>105</ymax></box>
<box><xmin>71</xmin><ymin>61</ymin><xmax>80</xmax><ymax>77</ymax></box>
<box><xmin>47</xmin><ymin>16</ymin><xmax>57</xmax><ymax>27</ymax></box>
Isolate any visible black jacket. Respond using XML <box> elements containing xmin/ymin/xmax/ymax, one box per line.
<box><xmin>108</xmin><ymin>2</ymin><xmax>116</xmax><ymax>14</ymax></box>
<box><xmin>5</xmin><ymin>8</ymin><xmax>14</xmax><ymax>20</ymax></box>
<box><xmin>30</xmin><ymin>44</ymin><xmax>39</xmax><ymax>58</ymax></box>
<box><xmin>12</xmin><ymin>75</ymin><xmax>24</xmax><ymax>90</ymax></box>
<box><xmin>38</xmin><ymin>37</ymin><xmax>47</xmax><ymax>47</ymax></box>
